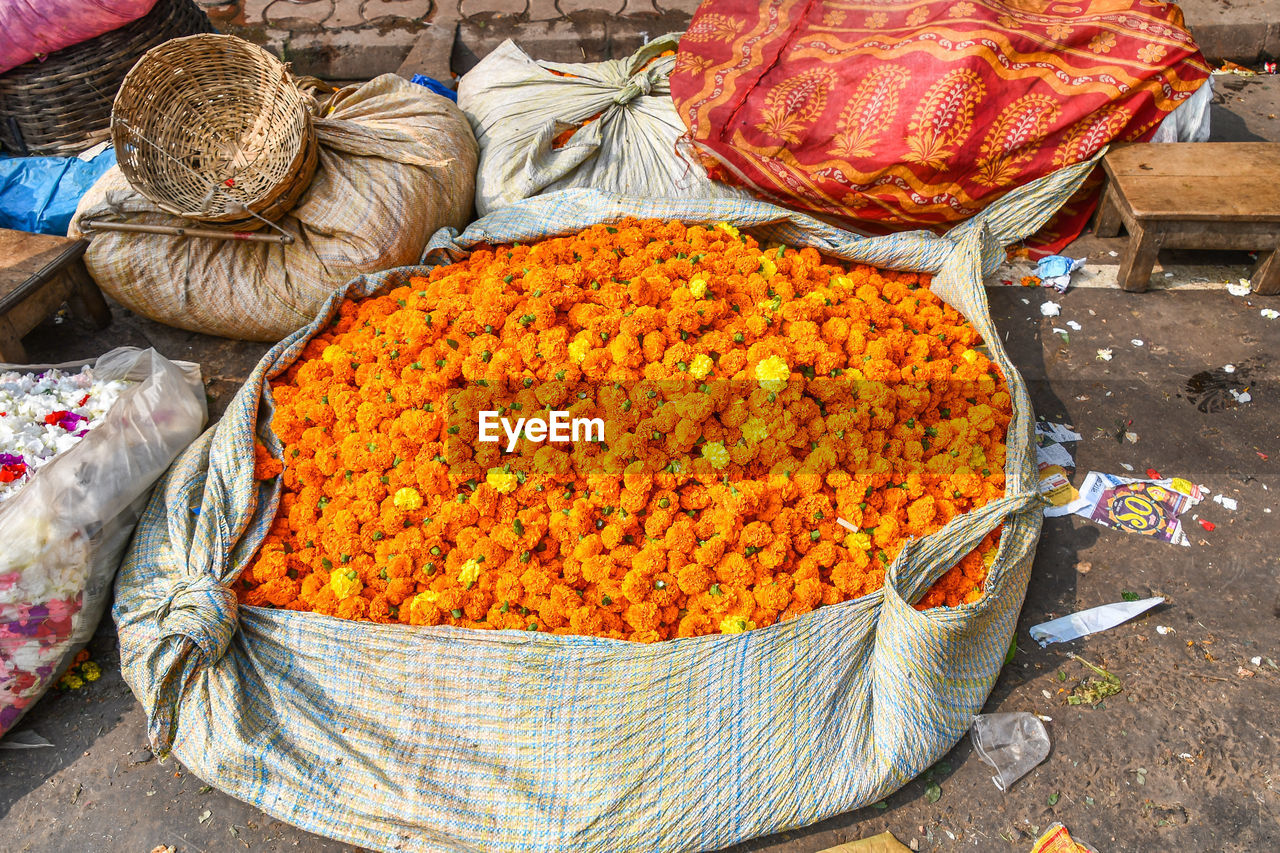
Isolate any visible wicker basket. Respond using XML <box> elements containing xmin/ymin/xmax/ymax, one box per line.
<box><xmin>111</xmin><ymin>35</ymin><xmax>320</xmax><ymax>228</ymax></box>
<box><xmin>0</xmin><ymin>0</ymin><xmax>213</xmax><ymax>157</ymax></box>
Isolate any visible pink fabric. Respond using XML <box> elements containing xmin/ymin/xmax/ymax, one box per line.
<box><xmin>0</xmin><ymin>0</ymin><xmax>158</xmax><ymax>74</ymax></box>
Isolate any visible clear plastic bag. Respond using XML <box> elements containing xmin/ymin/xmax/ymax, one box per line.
<box><xmin>971</xmin><ymin>712</ymin><xmax>1052</xmax><ymax>791</ymax></box>
<box><xmin>0</xmin><ymin>347</ymin><xmax>205</xmax><ymax>736</ymax></box>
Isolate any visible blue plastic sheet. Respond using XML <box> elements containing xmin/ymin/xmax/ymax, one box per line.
<box><xmin>0</xmin><ymin>148</ymin><xmax>117</xmax><ymax>235</ymax></box>
<box><xmin>409</xmin><ymin>74</ymin><xmax>457</xmax><ymax>102</ymax></box>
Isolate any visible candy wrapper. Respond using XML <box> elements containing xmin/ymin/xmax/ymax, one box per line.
<box><xmin>1035</xmin><ymin>423</ymin><xmax>1082</xmax><ymax>517</ymax></box>
<box><xmin>1071</xmin><ymin>472</ymin><xmax>1203</xmax><ymax>545</ymax></box>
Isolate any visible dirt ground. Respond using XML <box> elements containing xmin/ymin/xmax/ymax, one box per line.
<box><xmin>2</xmin><ymin>70</ymin><xmax>1280</xmax><ymax>853</ymax></box>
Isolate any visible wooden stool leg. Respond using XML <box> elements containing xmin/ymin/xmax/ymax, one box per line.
<box><xmin>0</xmin><ymin>315</ymin><xmax>26</xmax><ymax>364</ymax></box>
<box><xmin>1252</xmin><ymin>250</ymin><xmax>1280</xmax><ymax>296</ymax></box>
<box><xmin>65</xmin><ymin>262</ymin><xmax>112</xmax><ymax>329</ymax></box>
<box><xmin>1093</xmin><ymin>183</ymin><xmax>1124</xmax><ymax>238</ymax></box>
<box><xmin>1117</xmin><ymin>221</ymin><xmax>1162</xmax><ymax>293</ymax></box>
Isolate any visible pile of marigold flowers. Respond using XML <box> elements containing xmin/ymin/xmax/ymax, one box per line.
<box><xmin>239</xmin><ymin>218</ymin><xmax>1011</xmax><ymax>641</ymax></box>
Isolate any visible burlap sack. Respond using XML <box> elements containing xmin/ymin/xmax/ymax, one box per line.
<box><xmin>71</xmin><ymin>74</ymin><xmax>477</xmax><ymax>342</ymax></box>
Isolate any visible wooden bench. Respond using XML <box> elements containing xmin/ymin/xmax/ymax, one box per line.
<box><xmin>0</xmin><ymin>228</ymin><xmax>111</xmax><ymax>364</ymax></box>
<box><xmin>1094</xmin><ymin>142</ymin><xmax>1280</xmax><ymax>295</ymax></box>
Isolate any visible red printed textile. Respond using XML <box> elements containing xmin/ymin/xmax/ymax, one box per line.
<box><xmin>670</xmin><ymin>0</ymin><xmax>1210</xmax><ymax>254</ymax></box>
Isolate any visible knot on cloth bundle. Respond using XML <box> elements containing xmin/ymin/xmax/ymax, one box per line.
<box><xmin>669</xmin><ymin>0</ymin><xmax>1211</xmax><ymax>255</ymax></box>
<box><xmin>157</xmin><ymin>574</ymin><xmax>238</xmax><ymax>666</ymax></box>
<box><xmin>70</xmin><ymin>74</ymin><xmax>477</xmax><ymax>342</ymax></box>
<box><xmin>612</xmin><ymin>71</ymin><xmax>655</xmax><ymax>105</ymax></box>
<box><xmin>458</xmin><ymin>34</ymin><xmax>749</xmax><ymax>218</ymax></box>
<box><xmin>113</xmin><ymin>158</ymin><xmax>1094</xmax><ymax>852</ymax></box>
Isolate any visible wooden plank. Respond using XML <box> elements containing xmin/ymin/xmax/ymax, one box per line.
<box><xmin>1106</xmin><ymin>174</ymin><xmax>1280</xmax><ymax>222</ymax></box>
<box><xmin>1103</xmin><ymin>142</ymin><xmax>1280</xmax><ymax>179</ymax></box>
<box><xmin>0</xmin><ymin>229</ymin><xmax>84</xmax><ymax>294</ymax></box>
<box><xmin>1117</xmin><ymin>220</ymin><xmax>1163</xmax><ymax>292</ymax></box>
<box><xmin>1147</xmin><ymin>224</ymin><xmax>1280</xmax><ymax>251</ymax></box>
<box><xmin>1093</xmin><ymin>182</ymin><xmax>1126</xmax><ymax>237</ymax></box>
<box><xmin>3</xmin><ymin>274</ymin><xmax>75</xmax><ymax>335</ymax></box>
<box><xmin>66</xmin><ymin>261</ymin><xmax>112</xmax><ymax>329</ymax></box>
<box><xmin>0</xmin><ymin>314</ymin><xmax>26</xmax><ymax>364</ymax></box>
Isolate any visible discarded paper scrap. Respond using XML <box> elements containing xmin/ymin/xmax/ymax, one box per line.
<box><xmin>815</xmin><ymin>832</ymin><xmax>912</xmax><ymax>853</ymax></box>
<box><xmin>1071</xmin><ymin>472</ymin><xmax>1203</xmax><ymax>545</ymax></box>
<box><xmin>1029</xmin><ymin>596</ymin><xmax>1165</xmax><ymax>646</ymax></box>
<box><xmin>1036</xmin><ymin>422</ymin><xmax>1082</xmax><ymax>444</ymax></box>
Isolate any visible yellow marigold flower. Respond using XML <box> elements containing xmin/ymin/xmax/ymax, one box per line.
<box><xmin>741</xmin><ymin>416</ymin><xmax>769</xmax><ymax>444</ymax></box>
<box><xmin>80</xmin><ymin>661</ymin><xmax>101</xmax><ymax>682</ymax></box>
<box><xmin>962</xmin><ymin>348</ymin><xmax>979</xmax><ymax>364</ymax></box>
<box><xmin>758</xmin><ymin>254</ymin><xmax>777</xmax><ymax>279</ymax></box>
<box><xmin>568</xmin><ymin>337</ymin><xmax>590</xmax><ymax>363</ymax></box>
<box><xmin>969</xmin><ymin>446</ymin><xmax>986</xmax><ymax>469</ymax></box>
<box><xmin>719</xmin><ymin>615</ymin><xmax>756</xmax><ymax>634</ymax></box>
<box><xmin>702</xmin><ymin>441</ymin><xmax>730</xmax><ymax>470</ymax></box>
<box><xmin>755</xmin><ymin>355</ymin><xmax>790</xmax><ymax>390</ymax></box>
<box><xmin>458</xmin><ymin>558</ymin><xmax>482</xmax><ymax>587</ymax></box>
<box><xmin>982</xmin><ymin>548</ymin><xmax>996</xmax><ymax>568</ymax></box>
<box><xmin>714</xmin><ymin>222</ymin><xmax>740</xmax><ymax>239</ymax></box>
<box><xmin>846</xmin><ymin>367</ymin><xmax>865</xmax><ymax>381</ymax></box>
<box><xmin>321</xmin><ymin>344</ymin><xmax>345</xmax><ymax>365</ymax></box>
<box><xmin>689</xmin><ymin>274</ymin><xmax>708</xmax><ymax>299</ymax></box>
<box><xmin>60</xmin><ymin>673</ymin><xmax>84</xmax><ymax>690</ymax></box>
<box><xmin>409</xmin><ymin>590</ymin><xmax>439</xmax><ymax>622</ymax></box>
<box><xmin>831</xmin><ymin>275</ymin><xmax>852</xmax><ymax>289</ymax></box>
<box><xmin>486</xmin><ymin>467</ymin><xmax>518</xmax><ymax>494</ymax></box>
<box><xmin>689</xmin><ymin>353</ymin><xmax>714</xmax><ymax>379</ymax></box>
<box><xmin>844</xmin><ymin>531</ymin><xmax>872</xmax><ymax>551</ymax></box>
<box><xmin>330</xmin><ymin>568</ymin><xmax>362</xmax><ymax>599</ymax></box>
<box><xmin>393</xmin><ymin>487</ymin><xmax>423</xmax><ymax>511</ymax></box>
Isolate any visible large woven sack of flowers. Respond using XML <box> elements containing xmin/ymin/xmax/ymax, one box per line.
<box><xmin>457</xmin><ymin>34</ymin><xmax>747</xmax><ymax>217</ymax></box>
<box><xmin>69</xmin><ymin>74</ymin><xmax>476</xmax><ymax>342</ymax></box>
<box><xmin>112</xmin><ymin>158</ymin><xmax>1093</xmax><ymax>852</ymax></box>
<box><xmin>0</xmin><ymin>348</ymin><xmax>204</xmax><ymax>737</ymax></box>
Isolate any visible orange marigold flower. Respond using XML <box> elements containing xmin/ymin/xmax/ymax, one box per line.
<box><xmin>244</xmin><ymin>219</ymin><xmax>1010</xmax><ymax>639</ymax></box>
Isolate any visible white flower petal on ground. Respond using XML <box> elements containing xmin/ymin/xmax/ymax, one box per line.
<box><xmin>0</xmin><ymin>366</ymin><xmax>129</xmax><ymax>503</ymax></box>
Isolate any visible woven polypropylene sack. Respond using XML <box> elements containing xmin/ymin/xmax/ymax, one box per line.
<box><xmin>457</xmin><ymin>35</ymin><xmax>747</xmax><ymax>217</ymax></box>
<box><xmin>69</xmin><ymin>74</ymin><xmax>477</xmax><ymax>342</ymax></box>
<box><xmin>1</xmin><ymin>347</ymin><xmax>205</xmax><ymax>736</ymax></box>
<box><xmin>112</xmin><ymin>158</ymin><xmax>1094</xmax><ymax>852</ymax></box>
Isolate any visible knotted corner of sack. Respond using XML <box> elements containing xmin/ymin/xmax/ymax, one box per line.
<box><xmin>143</xmin><ymin>573</ymin><xmax>239</xmax><ymax>757</ymax></box>
<box><xmin>612</xmin><ymin>72</ymin><xmax>655</xmax><ymax>106</ymax></box>
<box><xmin>158</xmin><ymin>573</ymin><xmax>238</xmax><ymax>670</ymax></box>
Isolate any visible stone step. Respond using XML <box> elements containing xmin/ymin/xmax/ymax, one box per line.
<box><xmin>1177</xmin><ymin>0</ymin><xmax>1280</xmax><ymax>64</ymax></box>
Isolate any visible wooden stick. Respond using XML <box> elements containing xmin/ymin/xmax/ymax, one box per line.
<box><xmin>82</xmin><ymin>220</ymin><xmax>294</xmax><ymax>245</ymax></box>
